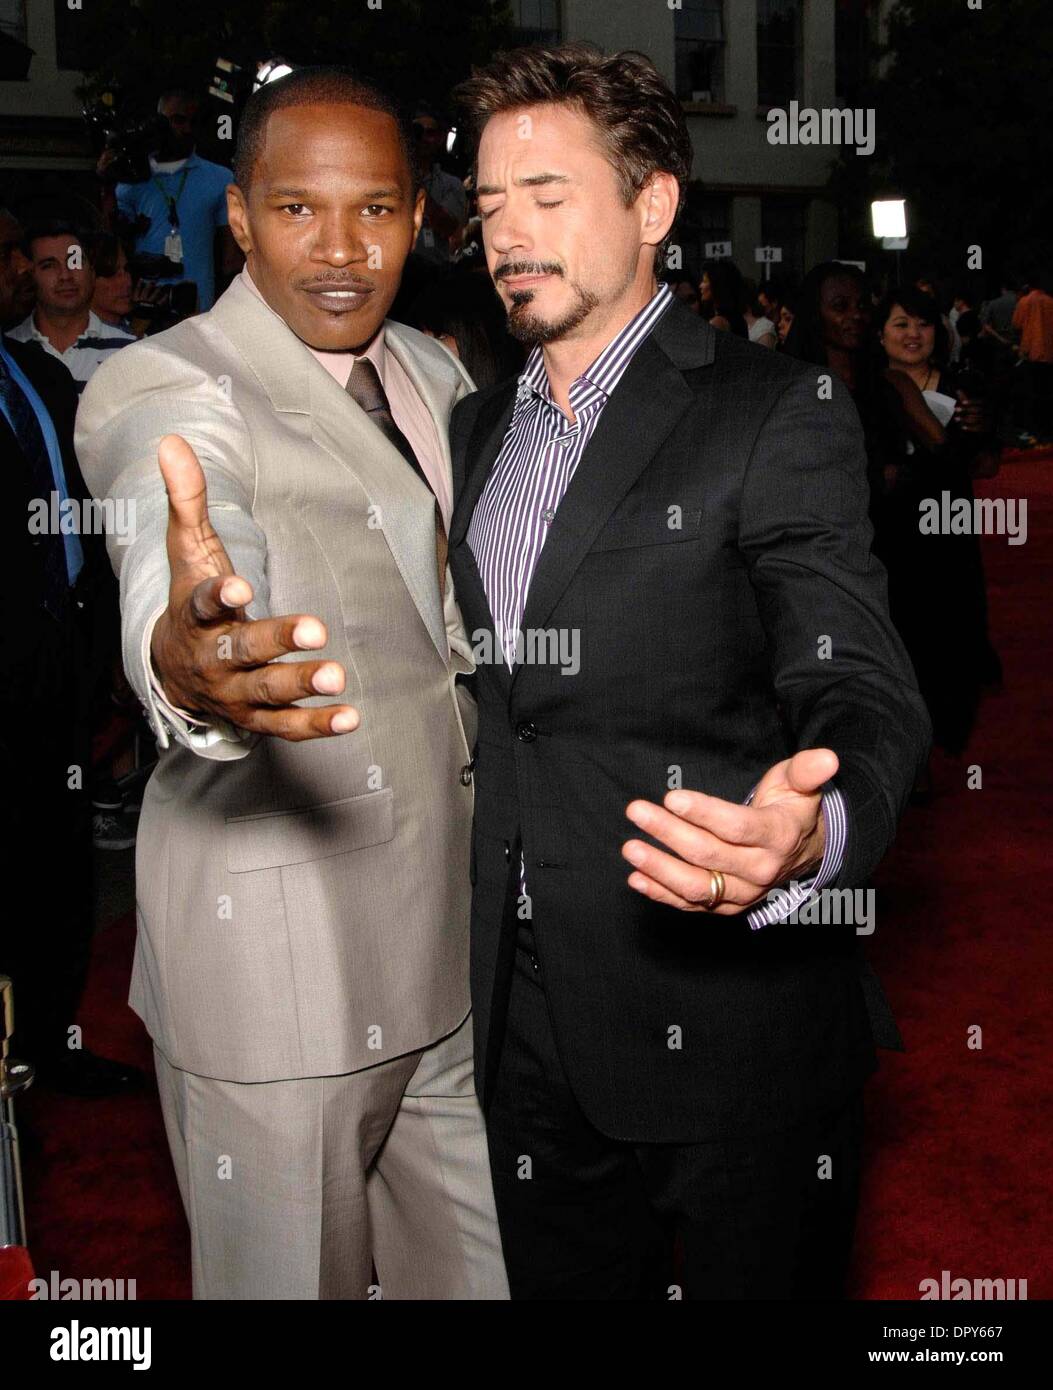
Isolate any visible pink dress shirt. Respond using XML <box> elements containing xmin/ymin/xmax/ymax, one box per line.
<box><xmin>240</xmin><ymin>267</ymin><xmax>452</xmax><ymax>526</ymax></box>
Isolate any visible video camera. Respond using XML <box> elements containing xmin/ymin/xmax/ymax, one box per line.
<box><xmin>83</xmin><ymin>90</ymin><xmax>167</xmax><ymax>185</ymax></box>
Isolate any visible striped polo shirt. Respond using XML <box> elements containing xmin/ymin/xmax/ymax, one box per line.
<box><xmin>466</xmin><ymin>281</ymin><xmax>846</xmax><ymax>927</ymax></box>
<box><xmin>8</xmin><ymin>310</ymin><xmax>135</xmax><ymax>393</ymax></box>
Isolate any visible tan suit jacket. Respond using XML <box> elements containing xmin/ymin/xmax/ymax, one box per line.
<box><xmin>76</xmin><ymin>275</ymin><xmax>478</xmax><ymax>1082</ymax></box>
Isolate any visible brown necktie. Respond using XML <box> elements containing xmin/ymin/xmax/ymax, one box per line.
<box><xmin>346</xmin><ymin>357</ymin><xmax>447</xmax><ymax>603</ymax></box>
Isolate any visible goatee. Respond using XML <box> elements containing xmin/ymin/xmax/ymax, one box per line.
<box><xmin>506</xmin><ymin>281</ymin><xmax>600</xmax><ymax>344</ymax></box>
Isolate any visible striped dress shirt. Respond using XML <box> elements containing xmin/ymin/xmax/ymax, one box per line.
<box><xmin>467</xmin><ymin>282</ymin><xmax>847</xmax><ymax>927</ymax></box>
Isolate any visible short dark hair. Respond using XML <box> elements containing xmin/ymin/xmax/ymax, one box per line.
<box><xmin>158</xmin><ymin>88</ymin><xmax>200</xmax><ymax>108</ymax></box>
<box><xmin>454</xmin><ymin>42</ymin><xmax>693</xmax><ymax>264</ymax></box>
<box><xmin>233</xmin><ymin>65</ymin><xmax>419</xmax><ymax>192</ymax></box>
<box><xmin>876</xmin><ymin>285</ymin><xmax>950</xmax><ymax>365</ymax></box>
<box><xmin>90</xmin><ymin>230</ymin><xmax>128</xmax><ymax>278</ymax></box>
<box><xmin>23</xmin><ymin>219</ymin><xmax>89</xmax><ymax>264</ymax></box>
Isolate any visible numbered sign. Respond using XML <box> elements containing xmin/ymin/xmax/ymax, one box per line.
<box><xmin>704</xmin><ymin>241</ymin><xmax>732</xmax><ymax>260</ymax></box>
<box><xmin>755</xmin><ymin>245</ymin><xmax>783</xmax><ymax>281</ymax></box>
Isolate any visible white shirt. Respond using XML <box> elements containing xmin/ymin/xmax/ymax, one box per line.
<box><xmin>8</xmin><ymin>309</ymin><xmax>135</xmax><ymax>390</ymax></box>
<box><xmin>748</xmin><ymin>316</ymin><xmax>777</xmax><ymax>345</ymax></box>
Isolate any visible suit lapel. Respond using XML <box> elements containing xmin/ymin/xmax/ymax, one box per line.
<box><xmin>211</xmin><ymin>279</ymin><xmax>448</xmax><ymax>660</ymax></box>
<box><xmin>450</xmin><ymin>385</ymin><xmax>516</xmax><ymax>547</ymax></box>
<box><xmin>449</xmin><ymin>384</ymin><xmax>517</xmax><ymax>698</ymax></box>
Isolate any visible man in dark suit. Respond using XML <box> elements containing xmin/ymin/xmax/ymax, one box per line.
<box><xmin>449</xmin><ymin>45</ymin><xmax>931</xmax><ymax>1299</ymax></box>
<box><xmin>0</xmin><ymin>203</ymin><xmax>138</xmax><ymax>1095</ymax></box>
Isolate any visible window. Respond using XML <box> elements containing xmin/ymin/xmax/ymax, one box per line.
<box><xmin>0</xmin><ymin>1</ymin><xmax>26</xmax><ymax>44</ymax></box>
<box><xmin>675</xmin><ymin>0</ymin><xmax>726</xmax><ymax>104</ymax></box>
<box><xmin>761</xmin><ymin>195</ymin><xmax>808</xmax><ymax>282</ymax></box>
<box><xmin>511</xmin><ymin>0</ymin><xmax>561</xmax><ymax>46</ymax></box>
<box><xmin>679</xmin><ymin>193</ymin><xmax>732</xmax><ymax>277</ymax></box>
<box><xmin>835</xmin><ymin>0</ymin><xmax>875</xmax><ymax>109</ymax></box>
<box><xmin>757</xmin><ymin>0</ymin><xmax>803</xmax><ymax>109</ymax></box>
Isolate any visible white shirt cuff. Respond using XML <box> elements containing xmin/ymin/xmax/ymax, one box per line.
<box><xmin>141</xmin><ymin>606</ymin><xmax>254</xmax><ymax>756</ymax></box>
<box><xmin>745</xmin><ymin>785</ymin><xmax>848</xmax><ymax>930</ymax></box>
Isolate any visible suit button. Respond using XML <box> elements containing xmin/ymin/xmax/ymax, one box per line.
<box><xmin>459</xmin><ymin>762</ymin><xmax>474</xmax><ymax>786</ymax></box>
<box><xmin>516</xmin><ymin>720</ymin><xmax>538</xmax><ymax>743</ymax></box>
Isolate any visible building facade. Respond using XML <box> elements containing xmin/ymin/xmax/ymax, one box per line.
<box><xmin>519</xmin><ymin>0</ymin><xmax>895</xmax><ymax>285</ymax></box>
<box><xmin>3</xmin><ymin>0</ymin><xmax>896</xmax><ymax>285</ymax></box>
<box><xmin>0</xmin><ymin>1</ymin><xmax>88</xmax><ymax>178</ymax></box>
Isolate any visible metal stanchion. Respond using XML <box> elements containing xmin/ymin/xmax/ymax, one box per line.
<box><xmin>0</xmin><ymin>975</ymin><xmax>34</xmax><ymax>1249</ymax></box>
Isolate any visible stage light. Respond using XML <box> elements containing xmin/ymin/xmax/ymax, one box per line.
<box><xmin>255</xmin><ymin>61</ymin><xmax>294</xmax><ymax>89</ymax></box>
<box><xmin>870</xmin><ymin>198</ymin><xmax>907</xmax><ymax>239</ymax></box>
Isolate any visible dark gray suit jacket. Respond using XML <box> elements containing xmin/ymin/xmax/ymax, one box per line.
<box><xmin>449</xmin><ymin>300</ymin><xmax>931</xmax><ymax>1144</ymax></box>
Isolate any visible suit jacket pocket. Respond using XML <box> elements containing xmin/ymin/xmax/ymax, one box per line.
<box><xmin>225</xmin><ymin>787</ymin><xmax>395</xmax><ymax>873</ymax></box>
<box><xmin>590</xmin><ymin>507</ymin><xmax>702</xmax><ymax>552</ymax></box>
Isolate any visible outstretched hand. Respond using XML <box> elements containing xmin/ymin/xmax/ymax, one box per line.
<box><xmin>150</xmin><ymin>434</ymin><xmax>360</xmax><ymax>741</ymax></box>
<box><xmin>621</xmin><ymin>748</ymin><xmax>837</xmax><ymax>914</ymax></box>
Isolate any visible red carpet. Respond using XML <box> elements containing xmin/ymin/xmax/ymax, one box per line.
<box><xmin>15</xmin><ymin>458</ymin><xmax>1053</xmax><ymax>1301</ymax></box>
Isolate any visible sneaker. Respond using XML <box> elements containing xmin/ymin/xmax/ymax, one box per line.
<box><xmin>91</xmin><ymin>777</ymin><xmax>124</xmax><ymax>813</ymax></box>
<box><xmin>92</xmin><ymin>809</ymin><xmax>137</xmax><ymax>851</ymax></box>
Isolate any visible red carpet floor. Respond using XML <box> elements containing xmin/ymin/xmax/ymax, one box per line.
<box><xmin>16</xmin><ymin>458</ymin><xmax>1053</xmax><ymax>1301</ymax></box>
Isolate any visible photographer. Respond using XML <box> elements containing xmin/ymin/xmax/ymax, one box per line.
<box><xmin>97</xmin><ymin>88</ymin><xmax>242</xmax><ymax>315</ymax></box>
<box><xmin>410</xmin><ymin>103</ymin><xmax>467</xmax><ymax>265</ymax></box>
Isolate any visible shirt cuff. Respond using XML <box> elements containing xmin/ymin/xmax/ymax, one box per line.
<box><xmin>141</xmin><ymin>606</ymin><xmax>253</xmax><ymax>755</ymax></box>
<box><xmin>745</xmin><ymin>785</ymin><xmax>848</xmax><ymax>930</ymax></box>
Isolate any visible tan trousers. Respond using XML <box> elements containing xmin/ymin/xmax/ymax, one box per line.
<box><xmin>153</xmin><ymin>1015</ymin><xmax>509</xmax><ymax>1299</ymax></box>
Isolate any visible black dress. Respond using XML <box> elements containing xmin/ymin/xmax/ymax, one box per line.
<box><xmin>860</xmin><ymin>367</ymin><xmax>996</xmax><ymax>755</ymax></box>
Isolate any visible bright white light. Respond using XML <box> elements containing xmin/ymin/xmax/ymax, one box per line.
<box><xmin>255</xmin><ymin>61</ymin><xmax>293</xmax><ymax>89</ymax></box>
<box><xmin>871</xmin><ymin>199</ymin><xmax>907</xmax><ymax>239</ymax></box>
<box><xmin>446</xmin><ymin>126</ymin><xmax>457</xmax><ymax>154</ymax></box>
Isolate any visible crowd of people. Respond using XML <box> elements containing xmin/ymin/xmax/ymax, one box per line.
<box><xmin>2</xmin><ymin>32</ymin><xmax>1047</xmax><ymax>1301</ymax></box>
<box><xmin>4</xmin><ymin>77</ymin><xmax>1051</xmax><ymax>1093</ymax></box>
<box><xmin>662</xmin><ymin>255</ymin><xmax>1053</xmax><ymax>782</ymax></box>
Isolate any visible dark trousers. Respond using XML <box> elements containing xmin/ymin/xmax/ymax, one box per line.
<box><xmin>486</xmin><ymin>934</ymin><xmax>865</xmax><ymax>1300</ymax></box>
<box><xmin>0</xmin><ymin>605</ymin><xmax>97</xmax><ymax>1066</ymax></box>
<box><xmin>1026</xmin><ymin>360</ymin><xmax>1053</xmax><ymax>439</ymax></box>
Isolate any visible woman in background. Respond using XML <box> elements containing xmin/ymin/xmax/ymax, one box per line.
<box><xmin>785</xmin><ymin>266</ymin><xmax>998</xmax><ymax>763</ymax></box>
<box><xmin>699</xmin><ymin>261</ymin><xmax>748</xmax><ymax>337</ymax></box>
<box><xmin>410</xmin><ymin>269</ymin><xmax>525</xmax><ymax>390</ymax></box>
<box><xmin>744</xmin><ymin>281</ymin><xmax>778</xmax><ymax>348</ymax></box>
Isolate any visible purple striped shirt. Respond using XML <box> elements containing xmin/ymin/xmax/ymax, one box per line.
<box><xmin>467</xmin><ymin>284</ymin><xmax>846</xmax><ymax>926</ymax></box>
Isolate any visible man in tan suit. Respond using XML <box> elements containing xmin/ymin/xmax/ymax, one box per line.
<box><xmin>76</xmin><ymin>67</ymin><xmax>507</xmax><ymax>1300</ymax></box>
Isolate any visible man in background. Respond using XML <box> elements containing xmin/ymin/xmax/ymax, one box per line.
<box><xmin>0</xmin><ymin>203</ymin><xmax>138</xmax><ymax>1096</ymax></box>
<box><xmin>412</xmin><ymin>103</ymin><xmax>468</xmax><ymax>266</ymax></box>
<box><xmin>8</xmin><ymin>224</ymin><xmax>134</xmax><ymax>390</ymax></box>
<box><xmin>0</xmin><ymin>206</ymin><xmax>33</xmax><ymax>328</ymax></box>
<box><xmin>102</xmin><ymin>88</ymin><xmax>242</xmax><ymax>313</ymax></box>
<box><xmin>1012</xmin><ymin>268</ymin><xmax>1053</xmax><ymax>442</ymax></box>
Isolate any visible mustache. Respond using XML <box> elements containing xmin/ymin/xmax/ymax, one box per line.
<box><xmin>298</xmin><ymin>275</ymin><xmax>376</xmax><ymax>292</ymax></box>
<box><xmin>494</xmin><ymin>260</ymin><xmax>563</xmax><ymax>281</ymax></box>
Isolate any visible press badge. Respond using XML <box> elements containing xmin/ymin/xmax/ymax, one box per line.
<box><xmin>164</xmin><ymin>229</ymin><xmax>184</xmax><ymax>263</ymax></box>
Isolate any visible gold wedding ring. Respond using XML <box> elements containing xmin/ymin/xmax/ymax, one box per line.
<box><xmin>702</xmin><ymin>869</ymin><xmax>725</xmax><ymax>910</ymax></box>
